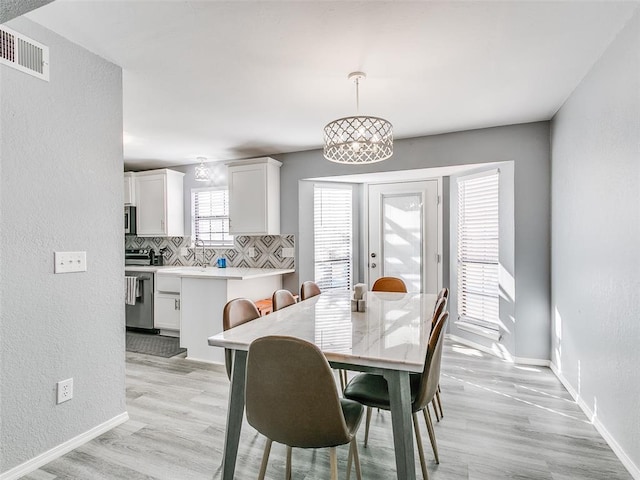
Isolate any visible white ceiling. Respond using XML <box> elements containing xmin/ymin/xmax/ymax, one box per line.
<box><xmin>26</xmin><ymin>1</ymin><xmax>638</xmax><ymax>170</ymax></box>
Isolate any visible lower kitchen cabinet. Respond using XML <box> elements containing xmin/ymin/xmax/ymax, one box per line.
<box><xmin>154</xmin><ymin>293</ymin><xmax>180</xmax><ymax>331</ymax></box>
<box><xmin>154</xmin><ymin>273</ymin><xmax>181</xmax><ymax>335</ymax></box>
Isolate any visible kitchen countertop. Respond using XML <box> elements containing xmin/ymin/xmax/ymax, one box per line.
<box><xmin>149</xmin><ymin>266</ymin><xmax>295</xmax><ymax>280</ymax></box>
<box><xmin>124</xmin><ymin>265</ymin><xmax>176</xmax><ymax>273</ymax></box>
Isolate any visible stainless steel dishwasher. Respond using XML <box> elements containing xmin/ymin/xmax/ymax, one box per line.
<box><xmin>125</xmin><ymin>271</ymin><xmax>155</xmax><ymax>330</ymax></box>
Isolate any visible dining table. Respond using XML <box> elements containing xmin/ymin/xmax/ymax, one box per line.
<box><xmin>207</xmin><ymin>289</ymin><xmax>437</xmax><ymax>480</ymax></box>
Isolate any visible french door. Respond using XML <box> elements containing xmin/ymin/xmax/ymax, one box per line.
<box><xmin>368</xmin><ymin>181</ymin><xmax>440</xmax><ymax>293</ymax></box>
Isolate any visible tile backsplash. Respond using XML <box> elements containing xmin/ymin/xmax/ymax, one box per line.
<box><xmin>125</xmin><ymin>235</ymin><xmax>295</xmax><ymax>269</ymax></box>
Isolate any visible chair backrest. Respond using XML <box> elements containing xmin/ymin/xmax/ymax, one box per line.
<box><xmin>246</xmin><ymin>335</ymin><xmax>351</xmax><ymax>448</ymax></box>
<box><xmin>372</xmin><ymin>276</ymin><xmax>408</xmax><ymax>293</ymax></box>
<box><xmin>222</xmin><ymin>298</ymin><xmax>261</xmax><ymax>379</ymax></box>
<box><xmin>413</xmin><ymin>311</ymin><xmax>449</xmax><ymax>411</ymax></box>
<box><xmin>431</xmin><ymin>296</ymin><xmax>448</xmax><ymax>332</ymax></box>
<box><xmin>437</xmin><ymin>287</ymin><xmax>449</xmax><ymax>301</ymax></box>
<box><xmin>272</xmin><ymin>289</ymin><xmax>296</xmax><ymax>312</ymax></box>
<box><xmin>300</xmin><ymin>281</ymin><xmax>321</xmax><ymax>301</ymax></box>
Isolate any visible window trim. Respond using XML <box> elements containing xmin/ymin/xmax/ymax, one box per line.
<box><xmin>456</xmin><ymin>168</ymin><xmax>500</xmax><ymax>332</ymax></box>
<box><xmin>191</xmin><ymin>186</ymin><xmax>234</xmax><ymax>248</ymax></box>
<box><xmin>313</xmin><ymin>182</ymin><xmax>354</xmax><ymax>291</ymax></box>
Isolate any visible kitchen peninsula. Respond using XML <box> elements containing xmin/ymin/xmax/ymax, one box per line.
<box><xmin>157</xmin><ymin>266</ymin><xmax>294</xmax><ymax>363</ymax></box>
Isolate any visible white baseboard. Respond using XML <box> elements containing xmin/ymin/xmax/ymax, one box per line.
<box><xmin>447</xmin><ymin>334</ymin><xmax>550</xmax><ymax>366</ymax></box>
<box><xmin>513</xmin><ymin>356</ymin><xmax>550</xmax><ymax>367</ymax></box>
<box><xmin>0</xmin><ymin>412</ymin><xmax>129</xmax><ymax>480</ymax></box>
<box><xmin>550</xmin><ymin>363</ymin><xmax>640</xmax><ymax>480</ymax></box>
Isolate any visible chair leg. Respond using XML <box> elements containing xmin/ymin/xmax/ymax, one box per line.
<box><xmin>364</xmin><ymin>406</ymin><xmax>372</xmax><ymax>448</ymax></box>
<box><xmin>258</xmin><ymin>438</ymin><xmax>272</xmax><ymax>480</ymax></box>
<box><xmin>329</xmin><ymin>447</ymin><xmax>338</xmax><ymax>480</ymax></box>
<box><xmin>412</xmin><ymin>413</ymin><xmax>429</xmax><ymax>480</ymax></box>
<box><xmin>431</xmin><ymin>399</ymin><xmax>440</xmax><ymax>422</ymax></box>
<box><xmin>347</xmin><ymin>440</ymin><xmax>353</xmax><ymax>480</ymax></box>
<box><xmin>435</xmin><ymin>388</ymin><xmax>444</xmax><ymax>418</ymax></box>
<box><xmin>286</xmin><ymin>446</ymin><xmax>292</xmax><ymax>480</ymax></box>
<box><xmin>339</xmin><ymin>370</ymin><xmax>346</xmax><ymax>391</ymax></box>
<box><xmin>422</xmin><ymin>407</ymin><xmax>440</xmax><ymax>464</ymax></box>
<box><xmin>351</xmin><ymin>437</ymin><xmax>362</xmax><ymax>480</ymax></box>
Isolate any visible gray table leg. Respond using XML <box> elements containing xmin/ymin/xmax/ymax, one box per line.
<box><xmin>222</xmin><ymin>349</ymin><xmax>247</xmax><ymax>480</ymax></box>
<box><xmin>383</xmin><ymin>370</ymin><xmax>416</xmax><ymax>480</ymax></box>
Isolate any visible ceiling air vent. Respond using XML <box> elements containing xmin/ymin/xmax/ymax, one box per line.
<box><xmin>0</xmin><ymin>26</ymin><xmax>49</xmax><ymax>81</ymax></box>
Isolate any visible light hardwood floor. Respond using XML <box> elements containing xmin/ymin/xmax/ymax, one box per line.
<box><xmin>26</xmin><ymin>340</ymin><xmax>631</xmax><ymax>480</ymax></box>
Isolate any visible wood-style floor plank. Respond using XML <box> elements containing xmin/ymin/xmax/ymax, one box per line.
<box><xmin>24</xmin><ymin>340</ymin><xmax>632</xmax><ymax>480</ymax></box>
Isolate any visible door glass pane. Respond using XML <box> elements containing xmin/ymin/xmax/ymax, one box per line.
<box><xmin>382</xmin><ymin>194</ymin><xmax>422</xmax><ymax>292</ymax></box>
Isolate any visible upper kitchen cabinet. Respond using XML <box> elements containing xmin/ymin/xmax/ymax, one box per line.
<box><xmin>124</xmin><ymin>172</ymin><xmax>136</xmax><ymax>205</ymax></box>
<box><xmin>135</xmin><ymin>169</ymin><xmax>185</xmax><ymax>237</ymax></box>
<box><xmin>228</xmin><ymin>157</ymin><xmax>281</xmax><ymax>235</ymax></box>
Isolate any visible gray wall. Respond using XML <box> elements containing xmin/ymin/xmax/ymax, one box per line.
<box><xmin>0</xmin><ymin>17</ymin><xmax>125</xmax><ymax>473</ymax></box>
<box><xmin>276</xmin><ymin>122</ymin><xmax>550</xmax><ymax>361</ymax></box>
<box><xmin>550</xmin><ymin>10</ymin><xmax>640</xmax><ymax>473</ymax></box>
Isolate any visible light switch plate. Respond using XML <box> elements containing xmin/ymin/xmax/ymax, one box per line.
<box><xmin>248</xmin><ymin>247</ymin><xmax>256</xmax><ymax>258</ymax></box>
<box><xmin>281</xmin><ymin>247</ymin><xmax>295</xmax><ymax>258</ymax></box>
<box><xmin>54</xmin><ymin>251</ymin><xmax>87</xmax><ymax>273</ymax></box>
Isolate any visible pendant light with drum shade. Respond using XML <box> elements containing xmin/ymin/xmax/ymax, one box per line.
<box><xmin>194</xmin><ymin>157</ymin><xmax>211</xmax><ymax>182</ymax></box>
<box><xmin>323</xmin><ymin>72</ymin><xmax>393</xmax><ymax>164</ymax></box>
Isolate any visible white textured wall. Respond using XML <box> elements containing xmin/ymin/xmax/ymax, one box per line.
<box><xmin>277</xmin><ymin>122</ymin><xmax>551</xmax><ymax>361</ymax></box>
<box><xmin>0</xmin><ymin>0</ymin><xmax>54</xmax><ymax>23</ymax></box>
<box><xmin>550</xmin><ymin>10</ymin><xmax>640</xmax><ymax>475</ymax></box>
<box><xmin>0</xmin><ymin>17</ymin><xmax>125</xmax><ymax>473</ymax></box>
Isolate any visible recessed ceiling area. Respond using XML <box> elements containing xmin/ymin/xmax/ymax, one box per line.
<box><xmin>26</xmin><ymin>1</ymin><xmax>639</xmax><ymax>170</ymax></box>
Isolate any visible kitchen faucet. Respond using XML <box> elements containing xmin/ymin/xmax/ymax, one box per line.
<box><xmin>194</xmin><ymin>239</ymin><xmax>206</xmax><ymax>268</ymax></box>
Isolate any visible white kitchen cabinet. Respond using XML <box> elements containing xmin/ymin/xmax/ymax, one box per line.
<box><xmin>227</xmin><ymin>157</ymin><xmax>281</xmax><ymax>235</ymax></box>
<box><xmin>135</xmin><ymin>169</ymin><xmax>184</xmax><ymax>237</ymax></box>
<box><xmin>154</xmin><ymin>273</ymin><xmax>181</xmax><ymax>334</ymax></box>
<box><xmin>154</xmin><ymin>293</ymin><xmax>181</xmax><ymax>331</ymax></box>
<box><xmin>124</xmin><ymin>172</ymin><xmax>136</xmax><ymax>205</ymax></box>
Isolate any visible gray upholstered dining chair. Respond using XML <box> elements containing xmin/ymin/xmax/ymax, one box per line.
<box><xmin>272</xmin><ymin>289</ymin><xmax>297</xmax><ymax>312</ymax></box>
<box><xmin>343</xmin><ymin>311</ymin><xmax>449</xmax><ymax>480</ymax></box>
<box><xmin>429</xmin><ymin>297</ymin><xmax>448</xmax><ymax>422</ymax></box>
<box><xmin>300</xmin><ymin>280</ymin><xmax>321</xmax><ymax>301</ymax></box>
<box><xmin>246</xmin><ymin>335</ymin><xmax>364</xmax><ymax>480</ymax></box>
<box><xmin>372</xmin><ymin>276</ymin><xmax>408</xmax><ymax>293</ymax></box>
<box><xmin>222</xmin><ymin>298</ymin><xmax>261</xmax><ymax>380</ymax></box>
<box><xmin>436</xmin><ymin>287</ymin><xmax>449</xmax><ymax>302</ymax></box>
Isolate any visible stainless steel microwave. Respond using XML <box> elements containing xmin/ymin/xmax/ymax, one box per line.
<box><xmin>124</xmin><ymin>205</ymin><xmax>136</xmax><ymax>235</ymax></box>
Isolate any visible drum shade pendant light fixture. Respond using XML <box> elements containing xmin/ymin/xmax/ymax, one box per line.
<box><xmin>194</xmin><ymin>157</ymin><xmax>211</xmax><ymax>182</ymax></box>
<box><xmin>323</xmin><ymin>72</ymin><xmax>393</xmax><ymax>164</ymax></box>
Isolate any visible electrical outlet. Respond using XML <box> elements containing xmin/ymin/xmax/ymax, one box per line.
<box><xmin>248</xmin><ymin>247</ymin><xmax>256</xmax><ymax>258</ymax></box>
<box><xmin>57</xmin><ymin>378</ymin><xmax>73</xmax><ymax>404</ymax></box>
<box><xmin>180</xmin><ymin>247</ymin><xmax>190</xmax><ymax>257</ymax></box>
<box><xmin>281</xmin><ymin>247</ymin><xmax>295</xmax><ymax>258</ymax></box>
<box><xmin>54</xmin><ymin>252</ymin><xmax>87</xmax><ymax>273</ymax></box>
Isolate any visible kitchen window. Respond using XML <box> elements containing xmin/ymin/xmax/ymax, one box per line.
<box><xmin>314</xmin><ymin>184</ymin><xmax>352</xmax><ymax>291</ymax></box>
<box><xmin>191</xmin><ymin>187</ymin><xmax>233</xmax><ymax>246</ymax></box>
<box><xmin>457</xmin><ymin>170</ymin><xmax>500</xmax><ymax>331</ymax></box>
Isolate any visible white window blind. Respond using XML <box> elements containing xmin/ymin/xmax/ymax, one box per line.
<box><xmin>191</xmin><ymin>188</ymin><xmax>233</xmax><ymax>246</ymax></box>
<box><xmin>314</xmin><ymin>184</ymin><xmax>352</xmax><ymax>291</ymax></box>
<box><xmin>457</xmin><ymin>171</ymin><xmax>499</xmax><ymax>330</ymax></box>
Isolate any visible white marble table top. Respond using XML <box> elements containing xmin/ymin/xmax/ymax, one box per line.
<box><xmin>208</xmin><ymin>290</ymin><xmax>437</xmax><ymax>373</ymax></box>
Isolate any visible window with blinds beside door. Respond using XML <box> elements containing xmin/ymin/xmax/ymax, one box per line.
<box><xmin>457</xmin><ymin>171</ymin><xmax>500</xmax><ymax>331</ymax></box>
<box><xmin>314</xmin><ymin>184</ymin><xmax>353</xmax><ymax>291</ymax></box>
<box><xmin>191</xmin><ymin>187</ymin><xmax>233</xmax><ymax>246</ymax></box>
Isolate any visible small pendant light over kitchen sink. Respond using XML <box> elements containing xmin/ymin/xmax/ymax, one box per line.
<box><xmin>194</xmin><ymin>157</ymin><xmax>211</xmax><ymax>182</ymax></box>
<box><xmin>323</xmin><ymin>72</ymin><xmax>393</xmax><ymax>164</ymax></box>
